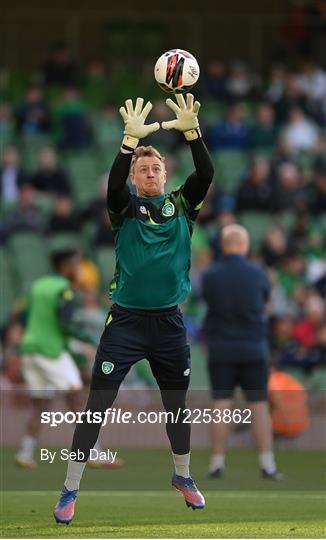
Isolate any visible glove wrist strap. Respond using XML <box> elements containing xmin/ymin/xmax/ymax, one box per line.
<box><xmin>184</xmin><ymin>127</ymin><xmax>202</xmax><ymax>141</ymax></box>
<box><xmin>122</xmin><ymin>135</ymin><xmax>139</xmax><ymax>150</ymax></box>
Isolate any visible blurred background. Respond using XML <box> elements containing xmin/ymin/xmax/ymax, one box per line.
<box><xmin>0</xmin><ymin>0</ymin><xmax>325</xmax><ymax>452</ymax></box>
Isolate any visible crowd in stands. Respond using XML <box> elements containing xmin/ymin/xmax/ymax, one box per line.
<box><xmin>0</xmin><ymin>38</ymin><xmax>325</xmax><ymax>392</ymax></box>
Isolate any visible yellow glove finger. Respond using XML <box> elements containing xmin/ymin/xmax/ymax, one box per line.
<box><xmin>193</xmin><ymin>101</ymin><xmax>201</xmax><ymax>115</ymax></box>
<box><xmin>165</xmin><ymin>98</ymin><xmax>180</xmax><ymax>115</ymax></box>
<box><xmin>134</xmin><ymin>97</ymin><xmax>144</xmax><ymax>116</ymax></box>
<box><xmin>186</xmin><ymin>93</ymin><xmax>194</xmax><ymax>110</ymax></box>
<box><xmin>161</xmin><ymin>120</ymin><xmax>179</xmax><ymax>130</ymax></box>
<box><xmin>119</xmin><ymin>106</ymin><xmax>128</xmax><ymax>122</ymax></box>
<box><xmin>176</xmin><ymin>93</ymin><xmax>186</xmax><ymax>109</ymax></box>
<box><xmin>140</xmin><ymin>101</ymin><xmax>153</xmax><ymax>120</ymax></box>
<box><xmin>125</xmin><ymin>99</ymin><xmax>134</xmax><ymax>116</ymax></box>
<box><xmin>146</xmin><ymin>122</ymin><xmax>160</xmax><ymax>134</ymax></box>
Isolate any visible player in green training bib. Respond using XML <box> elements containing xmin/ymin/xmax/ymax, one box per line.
<box><xmin>17</xmin><ymin>249</ymin><xmax>123</xmax><ymax>471</ymax></box>
<box><xmin>54</xmin><ymin>94</ymin><xmax>214</xmax><ymax>523</ymax></box>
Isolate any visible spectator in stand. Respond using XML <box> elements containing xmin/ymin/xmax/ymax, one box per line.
<box><xmin>270</xmin><ymin>315</ymin><xmax>296</xmax><ymax>361</ymax></box>
<box><xmin>293</xmin><ymin>294</ymin><xmax>325</xmax><ymax>348</ymax></box>
<box><xmin>250</xmin><ymin>102</ymin><xmax>279</xmax><ymax>152</ymax></box>
<box><xmin>281</xmin><ymin>106</ymin><xmax>320</xmax><ymax>154</ymax></box>
<box><xmin>307</xmin><ymin>324</ymin><xmax>326</xmax><ymax>390</ymax></box>
<box><xmin>0</xmin><ymin>146</ymin><xmax>28</xmax><ymax>204</ymax></box>
<box><xmin>295</xmin><ymin>60</ymin><xmax>326</xmax><ymax>123</ymax></box>
<box><xmin>270</xmin><ymin>315</ymin><xmax>309</xmax><ymax>383</ymax></box>
<box><xmin>308</xmin><ymin>166</ymin><xmax>326</xmax><ymax>214</ymax></box>
<box><xmin>236</xmin><ymin>156</ymin><xmax>273</xmax><ymax>211</ymax></box>
<box><xmin>82</xmin><ymin>60</ymin><xmax>110</xmax><ymax>110</ymax></box>
<box><xmin>46</xmin><ymin>195</ymin><xmax>80</xmax><ymax>234</ymax></box>
<box><xmin>277</xmin><ymin>249</ymin><xmax>307</xmax><ymax>300</ymax></box>
<box><xmin>31</xmin><ymin>146</ymin><xmax>71</xmax><ymax>196</ymax></box>
<box><xmin>79</xmin><ymin>175</ymin><xmax>107</xmax><ymax>224</ymax></box>
<box><xmin>6</xmin><ymin>184</ymin><xmax>43</xmax><ymax>233</ymax></box>
<box><xmin>92</xmin><ymin>104</ymin><xmax>121</xmax><ymax>152</ymax></box>
<box><xmin>92</xmin><ymin>209</ymin><xmax>115</xmax><ymax>247</ymax></box>
<box><xmin>272</xmin><ymin>162</ymin><xmax>302</xmax><ymax>211</ymax></box>
<box><xmin>208</xmin><ymin>103</ymin><xmax>249</xmax><ymax>150</ymax></box>
<box><xmin>265</xmin><ymin>65</ymin><xmax>287</xmax><ymax>105</ymax></box>
<box><xmin>16</xmin><ymin>86</ymin><xmax>50</xmax><ymax>136</ymax></box>
<box><xmin>199</xmin><ymin>60</ymin><xmax>227</xmax><ymax>100</ymax></box>
<box><xmin>78</xmin><ymin>177</ymin><xmax>115</xmax><ymax>247</ymax></box>
<box><xmin>42</xmin><ymin>41</ymin><xmax>77</xmax><ymax>87</ymax></box>
<box><xmin>261</xmin><ymin>226</ymin><xmax>289</xmax><ymax>268</ymax></box>
<box><xmin>225</xmin><ymin>61</ymin><xmax>259</xmax><ymax>101</ymax></box>
<box><xmin>0</xmin><ymin>103</ymin><xmax>15</xmax><ymax>145</ymax></box>
<box><xmin>54</xmin><ymin>87</ymin><xmax>93</xmax><ymax>150</ymax></box>
<box><xmin>274</xmin><ymin>75</ymin><xmax>306</xmax><ymax>125</ymax></box>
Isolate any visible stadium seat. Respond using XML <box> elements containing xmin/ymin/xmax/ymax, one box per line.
<box><xmin>176</xmin><ymin>147</ymin><xmax>196</xmax><ymax>178</ymax></box>
<box><xmin>275</xmin><ymin>211</ymin><xmax>296</xmax><ymax>233</ymax></box>
<box><xmin>238</xmin><ymin>211</ymin><xmax>271</xmax><ymax>252</ymax></box>
<box><xmin>0</xmin><ymin>248</ymin><xmax>18</xmax><ymax>326</ymax></box>
<box><xmin>47</xmin><ymin>232</ymin><xmax>83</xmax><ymax>252</ymax></box>
<box><xmin>63</xmin><ymin>151</ymin><xmax>103</xmax><ymax>206</ymax></box>
<box><xmin>95</xmin><ymin>246</ymin><xmax>116</xmax><ymax>289</ymax></box>
<box><xmin>200</xmin><ymin>100</ymin><xmax>225</xmax><ymax>126</ymax></box>
<box><xmin>9</xmin><ymin>232</ymin><xmax>51</xmax><ymax>294</ymax></box>
<box><xmin>1</xmin><ymin>70</ymin><xmax>31</xmax><ymax>104</ymax></box>
<box><xmin>212</xmin><ymin>150</ymin><xmax>248</xmax><ymax>194</ymax></box>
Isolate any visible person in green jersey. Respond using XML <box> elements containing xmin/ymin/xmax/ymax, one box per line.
<box><xmin>17</xmin><ymin>249</ymin><xmax>123</xmax><ymax>470</ymax></box>
<box><xmin>54</xmin><ymin>94</ymin><xmax>214</xmax><ymax>523</ymax></box>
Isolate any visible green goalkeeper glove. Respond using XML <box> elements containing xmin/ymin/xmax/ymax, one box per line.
<box><xmin>119</xmin><ymin>97</ymin><xmax>160</xmax><ymax>150</ymax></box>
<box><xmin>162</xmin><ymin>93</ymin><xmax>201</xmax><ymax>141</ymax></box>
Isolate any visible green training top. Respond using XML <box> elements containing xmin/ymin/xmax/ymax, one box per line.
<box><xmin>21</xmin><ymin>275</ymin><xmax>71</xmax><ymax>358</ymax></box>
<box><xmin>108</xmin><ymin>187</ymin><xmax>202</xmax><ymax>309</ymax></box>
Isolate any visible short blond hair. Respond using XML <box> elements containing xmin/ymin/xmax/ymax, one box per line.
<box><xmin>130</xmin><ymin>146</ymin><xmax>165</xmax><ymax>176</ymax></box>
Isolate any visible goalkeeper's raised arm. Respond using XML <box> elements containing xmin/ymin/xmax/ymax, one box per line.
<box><xmin>162</xmin><ymin>93</ymin><xmax>214</xmax><ymax>209</ymax></box>
<box><xmin>107</xmin><ymin>97</ymin><xmax>159</xmax><ymax>213</ymax></box>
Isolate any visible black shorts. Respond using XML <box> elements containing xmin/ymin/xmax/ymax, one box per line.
<box><xmin>92</xmin><ymin>304</ymin><xmax>191</xmax><ymax>390</ymax></box>
<box><xmin>208</xmin><ymin>356</ymin><xmax>268</xmax><ymax>402</ymax></box>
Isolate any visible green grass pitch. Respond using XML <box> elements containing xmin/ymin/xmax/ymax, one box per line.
<box><xmin>1</xmin><ymin>448</ymin><xmax>325</xmax><ymax>538</ymax></box>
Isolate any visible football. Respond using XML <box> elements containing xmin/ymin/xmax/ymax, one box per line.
<box><xmin>154</xmin><ymin>49</ymin><xmax>200</xmax><ymax>93</ymax></box>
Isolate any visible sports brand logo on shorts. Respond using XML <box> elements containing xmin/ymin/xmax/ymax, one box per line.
<box><xmin>183</xmin><ymin>368</ymin><xmax>190</xmax><ymax>376</ymax></box>
<box><xmin>102</xmin><ymin>361</ymin><xmax>114</xmax><ymax>375</ymax></box>
<box><xmin>162</xmin><ymin>202</ymin><xmax>175</xmax><ymax>217</ymax></box>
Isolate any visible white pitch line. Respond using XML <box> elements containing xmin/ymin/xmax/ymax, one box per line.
<box><xmin>3</xmin><ymin>491</ymin><xmax>325</xmax><ymax>499</ymax></box>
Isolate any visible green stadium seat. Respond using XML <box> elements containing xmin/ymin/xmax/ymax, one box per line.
<box><xmin>2</xmin><ymin>71</ymin><xmax>31</xmax><ymax>104</ymax></box>
<box><xmin>9</xmin><ymin>232</ymin><xmax>50</xmax><ymax>294</ymax></box>
<box><xmin>0</xmin><ymin>248</ymin><xmax>18</xmax><ymax>326</ymax></box>
<box><xmin>47</xmin><ymin>233</ymin><xmax>83</xmax><ymax>252</ymax></box>
<box><xmin>63</xmin><ymin>151</ymin><xmax>103</xmax><ymax>206</ymax></box>
<box><xmin>276</xmin><ymin>211</ymin><xmax>296</xmax><ymax>233</ymax></box>
<box><xmin>238</xmin><ymin>211</ymin><xmax>271</xmax><ymax>252</ymax></box>
<box><xmin>176</xmin><ymin>148</ymin><xmax>196</xmax><ymax>178</ymax></box>
<box><xmin>95</xmin><ymin>246</ymin><xmax>116</xmax><ymax>289</ymax></box>
<box><xmin>212</xmin><ymin>150</ymin><xmax>248</xmax><ymax>194</ymax></box>
<box><xmin>200</xmin><ymin>100</ymin><xmax>225</xmax><ymax>126</ymax></box>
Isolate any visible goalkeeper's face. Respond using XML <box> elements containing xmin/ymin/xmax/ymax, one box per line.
<box><xmin>131</xmin><ymin>156</ymin><xmax>166</xmax><ymax>198</ymax></box>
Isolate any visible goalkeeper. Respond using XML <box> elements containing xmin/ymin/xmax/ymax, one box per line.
<box><xmin>54</xmin><ymin>94</ymin><xmax>214</xmax><ymax>523</ymax></box>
